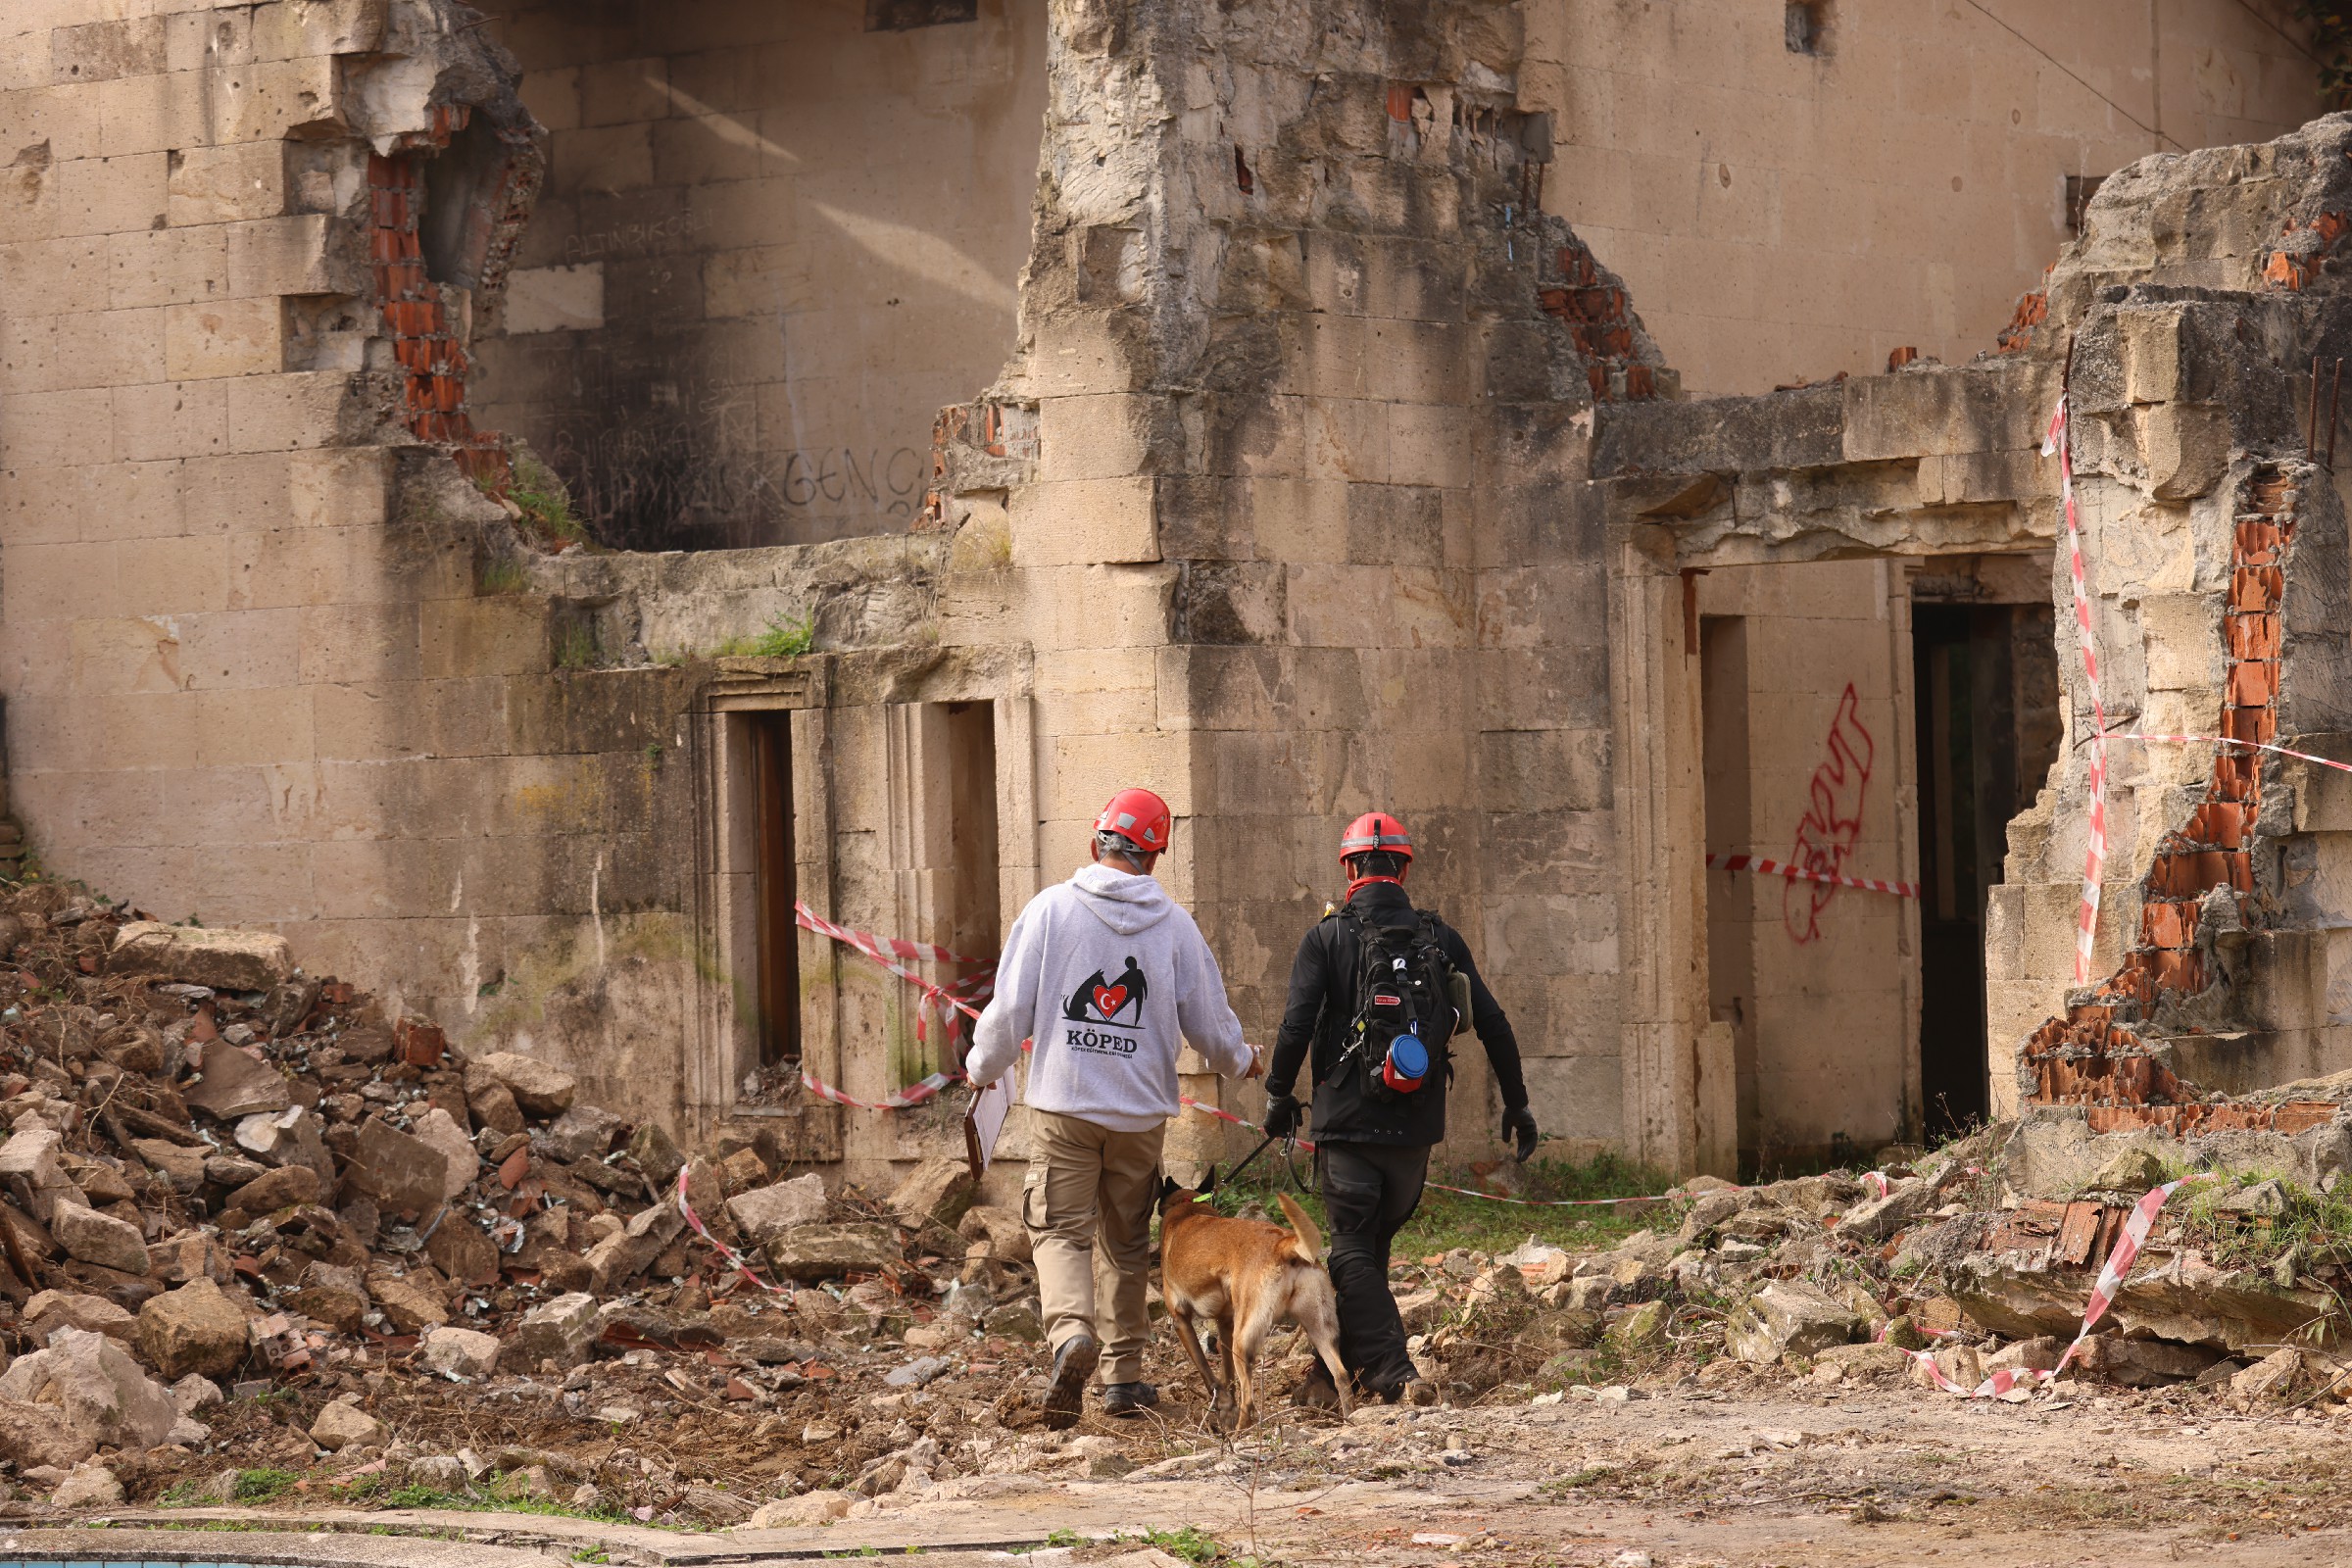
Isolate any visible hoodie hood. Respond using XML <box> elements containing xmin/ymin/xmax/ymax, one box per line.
<box><xmin>1069</xmin><ymin>863</ymin><xmax>1173</xmax><ymax>936</ymax></box>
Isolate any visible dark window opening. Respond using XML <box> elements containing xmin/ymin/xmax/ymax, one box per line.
<box><xmin>866</xmin><ymin>0</ymin><xmax>977</xmax><ymax>29</ymax></box>
<box><xmin>749</xmin><ymin>712</ymin><xmax>802</xmax><ymax>1065</ymax></box>
<box><xmin>2065</xmin><ymin>173</ymin><xmax>2108</xmax><ymax>237</ymax></box>
<box><xmin>1912</xmin><ymin>602</ymin><xmax>2058</xmax><ymax>1139</ymax></box>
<box><xmin>1785</xmin><ymin>1</ymin><xmax>1826</xmax><ymax>54</ymax></box>
<box><xmin>936</xmin><ymin>701</ymin><xmax>1001</xmax><ymax>1071</ymax></box>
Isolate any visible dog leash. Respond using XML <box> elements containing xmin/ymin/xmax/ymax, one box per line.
<box><xmin>1222</xmin><ymin>1131</ymin><xmax>1281</xmax><ymax>1186</ymax></box>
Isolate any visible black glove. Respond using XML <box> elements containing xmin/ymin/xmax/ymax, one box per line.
<box><xmin>1264</xmin><ymin>1093</ymin><xmax>1304</xmax><ymax>1138</ymax></box>
<box><xmin>1501</xmin><ymin>1105</ymin><xmax>1538</xmax><ymax>1162</ymax></box>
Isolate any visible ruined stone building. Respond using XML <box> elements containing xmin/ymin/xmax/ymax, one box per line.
<box><xmin>0</xmin><ymin>0</ymin><xmax>2343</xmax><ymax>1186</ymax></box>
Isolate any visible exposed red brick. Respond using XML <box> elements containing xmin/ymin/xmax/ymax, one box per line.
<box><xmin>1886</xmin><ymin>345</ymin><xmax>1918</xmax><ymax>370</ymax></box>
<box><xmin>2139</xmin><ymin>899</ymin><xmax>2195</xmax><ymax>948</ymax></box>
<box><xmin>2228</xmin><ymin>612</ymin><xmax>2280</xmax><ymax>660</ymax></box>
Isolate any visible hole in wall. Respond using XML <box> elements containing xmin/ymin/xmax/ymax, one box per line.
<box><xmin>1785</xmin><ymin>0</ymin><xmax>1827</xmax><ymax>54</ymax></box>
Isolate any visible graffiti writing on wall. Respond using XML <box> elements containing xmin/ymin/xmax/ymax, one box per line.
<box><xmin>1782</xmin><ymin>683</ymin><xmax>1877</xmax><ymax>945</ymax></box>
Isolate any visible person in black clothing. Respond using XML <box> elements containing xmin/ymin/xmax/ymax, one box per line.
<box><xmin>1263</xmin><ymin>811</ymin><xmax>1539</xmax><ymax>1404</ymax></box>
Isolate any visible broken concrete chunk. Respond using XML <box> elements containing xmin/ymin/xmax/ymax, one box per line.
<box><xmin>627</xmin><ymin>1120</ymin><xmax>686</xmax><ymax>1193</ymax></box>
<box><xmin>506</xmin><ymin>1291</ymin><xmax>598</xmax><ymax>1370</ymax></box>
<box><xmin>0</xmin><ymin>1398</ymin><xmax>89</xmax><ymax>1471</ymax></box>
<box><xmin>583</xmin><ymin>1201</ymin><xmax>686</xmax><ymax>1293</ymax></box>
<box><xmin>150</xmin><ymin>1231</ymin><xmax>233</xmax><ymax>1288</ymax></box>
<box><xmin>133</xmin><ymin>1139</ymin><xmax>208</xmax><ymax>1193</ymax></box>
<box><xmin>227</xmin><ymin>1162</ymin><xmax>318</xmax><ymax>1215</ymax></box>
<box><xmin>425</xmin><ymin>1213</ymin><xmax>501</xmax><ymax>1288</ymax></box>
<box><xmin>170</xmin><ymin>1373</ymin><xmax>223</xmax><ymax>1415</ymax></box>
<box><xmin>725</xmin><ymin>1172</ymin><xmax>830</xmax><ymax>1244</ymax></box>
<box><xmin>23</xmin><ymin>1291</ymin><xmax>134</xmax><ymax>1347</ymax></box>
<box><xmin>50</xmin><ymin>1460</ymin><xmax>123</xmax><ymax>1510</ymax></box>
<box><xmin>540</xmin><ymin>1103</ymin><xmax>625</xmax><ymax>1164</ymax></box>
<box><xmin>0</xmin><ymin>1127</ymin><xmax>81</xmax><ymax>1223</ymax></box>
<box><xmin>410</xmin><ymin>1106</ymin><xmax>478</xmax><ymax>1203</ymax></box>
<box><xmin>108</xmin><ymin>921</ymin><xmax>293</xmax><ymax>992</ymax></box>
<box><xmin>285</xmin><ymin>1262</ymin><xmax>369</xmax><ymax>1334</ymax></box>
<box><xmin>957</xmin><ymin>1202</ymin><xmax>1031</xmax><ymax>1263</ymax></box>
<box><xmin>763</xmin><ymin>1222</ymin><xmax>901</xmax><ymax>1282</ymax></box>
<box><xmin>1836</xmin><ymin>1180</ymin><xmax>1938</xmax><ymax>1243</ymax></box>
<box><xmin>2229</xmin><ymin>1346</ymin><xmax>2313</xmax><ymax>1408</ymax></box>
<box><xmin>887</xmin><ymin>1155</ymin><xmax>976</xmax><ymax>1229</ymax></box>
<box><xmin>0</xmin><ymin>1327</ymin><xmax>177</xmax><ymax>1453</ymax></box>
<box><xmin>2084</xmin><ymin>1146</ymin><xmax>2170</xmax><ymax>1195</ymax></box>
<box><xmin>137</xmin><ymin>1278</ymin><xmax>252</xmax><ymax>1381</ymax></box>
<box><xmin>1982</xmin><ymin>1335</ymin><xmax>2064</xmax><ymax>1374</ymax></box>
<box><xmin>367</xmin><ymin>1270</ymin><xmax>451</xmax><ymax>1335</ymax></box>
<box><xmin>184</xmin><ymin>1040</ymin><xmax>295</xmax><ymax>1120</ymax></box>
<box><xmin>310</xmin><ymin>1396</ymin><xmax>383</xmax><ymax>1451</ymax></box>
<box><xmin>1723</xmin><ymin>1282</ymin><xmax>1861</xmax><ymax>1364</ymax></box>
<box><xmin>467</xmin><ymin>1081</ymin><xmax>524</xmax><ymax>1137</ymax></box>
<box><xmin>468</xmin><ymin>1052</ymin><xmax>576</xmax><ymax>1118</ymax></box>
<box><xmin>420</xmin><ymin>1325</ymin><xmax>503</xmax><ymax>1379</ymax></box>
<box><xmin>50</xmin><ymin>1200</ymin><xmax>149</xmax><ymax>1276</ymax></box>
<box><xmin>346</xmin><ymin>1117</ymin><xmax>458</xmax><ymax>1216</ymax></box>
<box><xmin>745</xmin><ymin>1490</ymin><xmax>854</xmax><ymax>1527</ymax></box>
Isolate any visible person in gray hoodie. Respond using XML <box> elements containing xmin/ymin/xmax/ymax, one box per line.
<box><xmin>965</xmin><ymin>786</ymin><xmax>1259</xmax><ymax>1428</ymax></box>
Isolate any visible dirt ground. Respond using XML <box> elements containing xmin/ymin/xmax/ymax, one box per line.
<box><xmin>89</xmin><ymin>1321</ymin><xmax>2352</xmax><ymax>1568</ymax></box>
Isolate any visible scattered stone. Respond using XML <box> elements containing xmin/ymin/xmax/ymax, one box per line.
<box><xmin>426</xmin><ymin>1213</ymin><xmax>501</xmax><ymax>1288</ymax></box>
<box><xmin>49</xmin><ymin>1460</ymin><xmax>122</xmax><ymax>1510</ymax></box>
<box><xmin>541</xmin><ymin>1104</ymin><xmax>626</xmax><ymax>1164</ymax></box>
<box><xmin>1609</xmin><ymin>1298</ymin><xmax>1670</xmax><ymax>1353</ymax></box>
<box><xmin>744</xmin><ymin>1490</ymin><xmax>854</xmax><ymax>1527</ymax></box>
<box><xmin>411</xmin><ymin>1107</ymin><xmax>479</xmax><ymax>1203</ymax></box>
<box><xmin>508</xmin><ymin>1292</ymin><xmax>599</xmax><ymax>1370</ymax></box>
<box><xmin>887</xmin><ymin>1155</ymin><xmax>976</xmax><ymax>1229</ymax></box>
<box><xmin>2085</xmin><ymin>1147</ymin><xmax>2169</xmax><ymax>1195</ymax></box>
<box><xmin>584</xmin><ymin>1201</ymin><xmax>686</xmax><ymax>1292</ymax></box>
<box><xmin>22</xmin><ymin>1290</ymin><xmax>133</xmax><ymax>1347</ymax></box>
<box><xmin>1724</xmin><ymin>1282</ymin><xmax>1860</xmax><ymax>1364</ymax></box>
<box><xmin>285</xmin><ymin>1262</ymin><xmax>369</xmax><ymax>1334</ymax></box>
<box><xmin>2230</xmin><ymin>1346</ymin><xmax>2313</xmax><ymax>1408</ymax></box>
<box><xmin>137</xmin><ymin>1279</ymin><xmax>251</xmax><ymax>1381</ymax></box>
<box><xmin>171</xmin><ymin>1374</ymin><xmax>223</xmax><ymax>1415</ymax></box>
<box><xmin>182</xmin><ymin>1040</ymin><xmax>293</xmax><ymax>1120</ymax></box>
<box><xmin>765</xmin><ymin>1222</ymin><xmax>900</xmax><ymax>1281</ymax></box>
<box><xmin>310</xmin><ymin>1397</ymin><xmax>383</xmax><ymax>1452</ymax></box>
<box><xmin>346</xmin><ymin>1118</ymin><xmax>459</xmax><ymax>1216</ymax></box>
<box><xmin>228</xmin><ymin>1162</ymin><xmax>318</xmax><ymax>1214</ymax></box>
<box><xmin>0</xmin><ymin>1127</ymin><xmax>79</xmax><ymax>1223</ymax></box>
<box><xmin>421</xmin><ymin>1325</ymin><xmax>503</xmax><ymax>1379</ymax></box>
<box><xmin>367</xmin><ymin>1271</ymin><xmax>451</xmax><ymax>1335</ymax></box>
<box><xmin>407</xmin><ymin>1454</ymin><xmax>471</xmax><ymax>1492</ymax></box>
<box><xmin>50</xmin><ymin>1199</ymin><xmax>149</xmax><ymax>1275</ymax></box>
<box><xmin>108</xmin><ymin>921</ymin><xmax>292</xmax><ymax>991</ymax></box>
<box><xmin>1836</xmin><ymin>1180</ymin><xmax>1938</xmax><ymax>1243</ymax></box>
<box><xmin>727</xmin><ymin>1174</ymin><xmax>832</xmax><ymax>1243</ymax></box>
<box><xmin>628</xmin><ymin>1120</ymin><xmax>687</xmax><ymax>1192</ymax></box>
<box><xmin>0</xmin><ymin>1327</ymin><xmax>177</xmax><ymax>1454</ymax></box>
<box><xmin>469</xmin><ymin>1053</ymin><xmax>577</xmax><ymax>1118</ymax></box>
<box><xmin>2079</xmin><ymin>1335</ymin><xmax>2222</xmax><ymax>1388</ymax></box>
<box><xmin>883</xmin><ymin>1355</ymin><xmax>951</xmax><ymax>1389</ymax></box>
<box><xmin>958</xmin><ymin>1202</ymin><xmax>1032</xmax><ymax>1264</ymax></box>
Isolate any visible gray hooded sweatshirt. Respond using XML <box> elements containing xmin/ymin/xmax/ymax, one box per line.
<box><xmin>966</xmin><ymin>864</ymin><xmax>1250</xmax><ymax>1131</ymax></box>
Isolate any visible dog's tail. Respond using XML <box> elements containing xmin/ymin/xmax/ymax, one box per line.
<box><xmin>1275</xmin><ymin>1191</ymin><xmax>1325</xmax><ymax>1258</ymax></box>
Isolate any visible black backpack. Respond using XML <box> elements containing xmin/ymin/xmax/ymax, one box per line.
<box><xmin>1341</xmin><ymin>908</ymin><xmax>1464</xmax><ymax>1101</ymax></box>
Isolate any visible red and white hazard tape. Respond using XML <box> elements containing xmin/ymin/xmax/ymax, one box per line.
<box><xmin>675</xmin><ymin>1166</ymin><xmax>793</xmax><ymax>1297</ymax></box>
<box><xmin>1889</xmin><ymin>1172</ymin><xmax>2210</xmax><ymax>1399</ymax></box>
<box><xmin>795</xmin><ymin>902</ymin><xmax>992</xmax><ymax>1054</ymax></box>
<box><xmin>799</xmin><ymin>1067</ymin><xmax>964</xmax><ymax>1112</ymax></box>
<box><xmin>2045</xmin><ymin>396</ymin><xmax>2109</xmax><ymax>985</ymax></box>
<box><xmin>2107</xmin><ymin>731</ymin><xmax>2352</xmax><ymax>775</ymax></box>
<box><xmin>1706</xmin><ymin>853</ymin><xmax>1919</xmax><ymax>900</ymax></box>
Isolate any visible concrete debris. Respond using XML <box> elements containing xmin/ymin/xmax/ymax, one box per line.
<box><xmin>1724</xmin><ymin>1283</ymin><xmax>1862</xmax><ymax>1364</ymax></box>
<box><xmin>309</xmin><ymin>1396</ymin><xmax>383</xmax><ymax>1451</ymax></box>
<box><xmin>0</xmin><ymin>1327</ymin><xmax>177</xmax><ymax>1456</ymax></box>
<box><xmin>107</xmin><ymin>922</ymin><xmax>293</xmax><ymax>992</ymax></box>
<box><xmin>138</xmin><ymin>1278</ymin><xmax>254</xmax><ymax>1380</ymax></box>
<box><xmin>421</xmin><ymin>1324</ymin><xmax>502</xmax><ymax>1379</ymax></box>
<box><xmin>727</xmin><ymin>1173</ymin><xmax>831</xmax><ymax>1242</ymax></box>
<box><xmin>48</xmin><ymin>1460</ymin><xmax>122</xmax><ymax>1510</ymax></box>
<box><xmin>467</xmin><ymin>1053</ymin><xmax>576</xmax><ymax>1118</ymax></box>
<box><xmin>50</xmin><ymin>1199</ymin><xmax>148</xmax><ymax>1275</ymax></box>
<box><xmin>765</xmin><ymin>1223</ymin><xmax>900</xmax><ymax>1281</ymax></box>
<box><xmin>887</xmin><ymin>1156</ymin><xmax>977</xmax><ymax>1229</ymax></box>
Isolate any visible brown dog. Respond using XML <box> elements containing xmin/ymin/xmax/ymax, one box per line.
<box><xmin>1157</xmin><ymin>1174</ymin><xmax>1352</xmax><ymax>1428</ymax></box>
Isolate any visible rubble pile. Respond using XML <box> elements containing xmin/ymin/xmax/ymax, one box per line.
<box><xmin>1446</xmin><ymin>1118</ymin><xmax>2352</xmax><ymax>1415</ymax></box>
<box><xmin>0</xmin><ymin>883</ymin><xmax>1079</xmax><ymax>1520</ymax></box>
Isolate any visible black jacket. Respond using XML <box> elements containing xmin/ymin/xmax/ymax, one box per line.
<box><xmin>1266</xmin><ymin>883</ymin><xmax>1528</xmax><ymax>1148</ymax></box>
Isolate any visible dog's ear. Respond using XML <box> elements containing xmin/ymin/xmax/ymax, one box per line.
<box><xmin>1156</xmin><ymin>1174</ymin><xmax>1178</xmax><ymax>1203</ymax></box>
<box><xmin>1199</xmin><ymin>1165</ymin><xmax>1219</xmax><ymax>1198</ymax></box>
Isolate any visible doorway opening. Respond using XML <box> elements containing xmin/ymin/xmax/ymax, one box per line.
<box><xmin>1910</xmin><ymin>594</ymin><xmax>2060</xmax><ymax>1138</ymax></box>
<box><xmin>747</xmin><ymin>711</ymin><xmax>803</xmax><ymax>1066</ymax></box>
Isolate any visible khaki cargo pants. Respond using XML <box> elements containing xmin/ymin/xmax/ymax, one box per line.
<box><xmin>1021</xmin><ymin>1109</ymin><xmax>1164</xmax><ymax>1386</ymax></box>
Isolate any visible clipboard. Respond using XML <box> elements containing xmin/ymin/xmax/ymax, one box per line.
<box><xmin>964</xmin><ymin>1073</ymin><xmax>1013</xmax><ymax>1179</ymax></box>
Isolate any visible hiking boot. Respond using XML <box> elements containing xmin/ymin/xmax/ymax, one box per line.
<box><xmin>1295</xmin><ymin>1361</ymin><xmax>1344</xmax><ymax>1411</ymax></box>
<box><xmin>1043</xmin><ymin>1333</ymin><xmax>1100</xmax><ymax>1430</ymax></box>
<box><xmin>1102</xmin><ymin>1381</ymin><xmax>1158</xmax><ymax>1416</ymax></box>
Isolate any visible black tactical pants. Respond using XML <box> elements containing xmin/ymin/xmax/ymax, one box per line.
<box><xmin>1314</xmin><ymin>1140</ymin><xmax>1430</xmax><ymax>1396</ymax></box>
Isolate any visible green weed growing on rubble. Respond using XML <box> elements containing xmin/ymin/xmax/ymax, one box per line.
<box><xmin>2176</xmin><ymin>1171</ymin><xmax>2352</xmax><ymax>1272</ymax></box>
<box><xmin>503</xmin><ymin>452</ymin><xmax>590</xmax><ymax>548</ymax></box>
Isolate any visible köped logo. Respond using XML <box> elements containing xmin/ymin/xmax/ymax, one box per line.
<box><xmin>1063</xmin><ymin>956</ymin><xmax>1151</xmax><ymax>1025</ymax></box>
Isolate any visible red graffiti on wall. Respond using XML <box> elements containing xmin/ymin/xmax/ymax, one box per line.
<box><xmin>1783</xmin><ymin>683</ymin><xmax>1877</xmax><ymax>944</ymax></box>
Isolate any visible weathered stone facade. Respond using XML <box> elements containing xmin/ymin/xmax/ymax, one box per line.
<box><xmin>0</xmin><ymin>0</ymin><xmax>2341</xmax><ymax>1188</ymax></box>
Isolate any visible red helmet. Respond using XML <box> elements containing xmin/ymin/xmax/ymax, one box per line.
<box><xmin>1339</xmin><ymin>810</ymin><xmax>1414</xmax><ymax>867</ymax></box>
<box><xmin>1094</xmin><ymin>787</ymin><xmax>1172</xmax><ymax>857</ymax></box>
